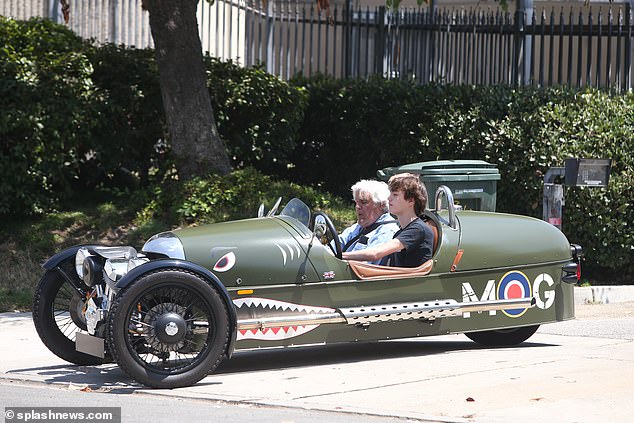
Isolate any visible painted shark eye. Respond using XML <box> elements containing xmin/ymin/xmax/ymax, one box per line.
<box><xmin>213</xmin><ymin>252</ymin><xmax>236</xmax><ymax>272</ymax></box>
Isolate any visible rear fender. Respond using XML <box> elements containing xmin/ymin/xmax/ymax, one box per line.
<box><xmin>115</xmin><ymin>259</ymin><xmax>238</xmax><ymax>358</ymax></box>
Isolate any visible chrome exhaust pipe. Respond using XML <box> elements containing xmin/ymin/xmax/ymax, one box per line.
<box><xmin>236</xmin><ymin>297</ymin><xmax>535</xmax><ymax>330</ymax></box>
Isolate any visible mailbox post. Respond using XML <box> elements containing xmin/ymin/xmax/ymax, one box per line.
<box><xmin>543</xmin><ymin>167</ymin><xmax>565</xmax><ymax>230</ymax></box>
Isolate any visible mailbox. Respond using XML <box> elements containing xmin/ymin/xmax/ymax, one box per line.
<box><xmin>564</xmin><ymin>158</ymin><xmax>611</xmax><ymax>187</ymax></box>
<box><xmin>543</xmin><ymin>158</ymin><xmax>611</xmax><ymax>231</ymax></box>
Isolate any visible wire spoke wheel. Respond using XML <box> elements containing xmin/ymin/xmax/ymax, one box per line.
<box><xmin>108</xmin><ymin>269</ymin><xmax>230</xmax><ymax>388</ymax></box>
<box><xmin>54</xmin><ymin>281</ymin><xmax>88</xmax><ymax>338</ymax></box>
<box><xmin>33</xmin><ymin>267</ymin><xmax>105</xmax><ymax>365</ymax></box>
<box><xmin>126</xmin><ymin>286</ymin><xmax>213</xmax><ymax>373</ymax></box>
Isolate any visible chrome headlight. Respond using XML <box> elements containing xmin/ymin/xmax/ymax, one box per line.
<box><xmin>75</xmin><ymin>247</ymin><xmax>92</xmax><ymax>279</ymax></box>
<box><xmin>104</xmin><ymin>258</ymin><xmax>130</xmax><ymax>282</ymax></box>
<box><xmin>104</xmin><ymin>257</ymin><xmax>149</xmax><ymax>282</ymax></box>
<box><xmin>75</xmin><ymin>246</ymin><xmax>148</xmax><ymax>285</ymax></box>
<box><xmin>142</xmin><ymin>232</ymin><xmax>185</xmax><ymax>260</ymax></box>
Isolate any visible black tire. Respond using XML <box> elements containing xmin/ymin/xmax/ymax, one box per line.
<box><xmin>107</xmin><ymin>269</ymin><xmax>230</xmax><ymax>388</ymax></box>
<box><xmin>32</xmin><ymin>268</ymin><xmax>106</xmax><ymax>365</ymax></box>
<box><xmin>465</xmin><ymin>325</ymin><xmax>540</xmax><ymax>347</ymax></box>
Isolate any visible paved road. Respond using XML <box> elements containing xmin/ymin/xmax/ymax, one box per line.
<box><xmin>0</xmin><ymin>381</ymin><xmax>410</xmax><ymax>423</ymax></box>
<box><xmin>1</xmin><ymin>302</ymin><xmax>633</xmax><ymax>423</ymax></box>
<box><xmin>540</xmin><ymin>301</ymin><xmax>634</xmax><ymax>340</ymax></box>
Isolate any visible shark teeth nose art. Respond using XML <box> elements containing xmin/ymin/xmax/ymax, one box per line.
<box><xmin>234</xmin><ymin>297</ymin><xmax>337</xmax><ymax>341</ymax></box>
<box><xmin>238</xmin><ymin>324</ymin><xmax>318</xmax><ymax>341</ymax></box>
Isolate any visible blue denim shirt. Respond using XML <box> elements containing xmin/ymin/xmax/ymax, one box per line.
<box><xmin>337</xmin><ymin>213</ymin><xmax>399</xmax><ymax>265</ymax></box>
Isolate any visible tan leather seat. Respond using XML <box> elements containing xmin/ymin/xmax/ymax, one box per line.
<box><xmin>349</xmin><ymin>259</ymin><xmax>433</xmax><ymax>280</ymax></box>
<box><xmin>425</xmin><ymin>219</ymin><xmax>439</xmax><ymax>253</ymax></box>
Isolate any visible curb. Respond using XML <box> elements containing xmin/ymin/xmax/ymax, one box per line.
<box><xmin>574</xmin><ymin>285</ymin><xmax>634</xmax><ymax>305</ymax></box>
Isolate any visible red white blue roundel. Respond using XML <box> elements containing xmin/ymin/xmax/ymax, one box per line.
<box><xmin>497</xmin><ymin>270</ymin><xmax>531</xmax><ymax>317</ymax></box>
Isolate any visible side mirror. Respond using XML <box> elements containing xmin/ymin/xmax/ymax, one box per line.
<box><xmin>257</xmin><ymin>203</ymin><xmax>265</xmax><ymax>217</ymax></box>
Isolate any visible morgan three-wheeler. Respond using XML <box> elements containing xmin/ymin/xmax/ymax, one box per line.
<box><xmin>33</xmin><ymin>186</ymin><xmax>582</xmax><ymax>388</ymax></box>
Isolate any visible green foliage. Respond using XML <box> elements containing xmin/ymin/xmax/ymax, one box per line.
<box><xmin>0</xmin><ymin>17</ymin><xmax>307</xmax><ymax>216</ymax></box>
<box><xmin>538</xmin><ymin>91</ymin><xmax>634</xmax><ymax>281</ymax></box>
<box><xmin>87</xmin><ymin>44</ymin><xmax>166</xmax><ymax>187</ymax></box>
<box><xmin>288</xmin><ymin>75</ymin><xmax>433</xmax><ymax>196</ymax></box>
<box><xmin>137</xmin><ymin>168</ymin><xmax>349</xmax><ymax>227</ymax></box>
<box><xmin>0</xmin><ymin>17</ymin><xmax>97</xmax><ymax>214</ymax></box>
<box><xmin>206</xmin><ymin>59</ymin><xmax>308</xmax><ymax>175</ymax></box>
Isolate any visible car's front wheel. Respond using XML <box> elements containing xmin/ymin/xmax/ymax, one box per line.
<box><xmin>465</xmin><ymin>325</ymin><xmax>539</xmax><ymax>346</ymax></box>
<box><xmin>107</xmin><ymin>269</ymin><xmax>230</xmax><ymax>388</ymax></box>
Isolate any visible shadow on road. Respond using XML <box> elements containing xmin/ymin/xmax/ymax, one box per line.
<box><xmin>215</xmin><ymin>337</ymin><xmax>557</xmax><ymax>374</ymax></box>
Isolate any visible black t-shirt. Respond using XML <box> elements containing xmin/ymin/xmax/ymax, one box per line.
<box><xmin>386</xmin><ymin>218</ymin><xmax>433</xmax><ymax>268</ymax></box>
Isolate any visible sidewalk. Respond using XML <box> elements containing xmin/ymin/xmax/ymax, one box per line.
<box><xmin>2</xmin><ymin>303</ymin><xmax>634</xmax><ymax>423</ymax></box>
<box><xmin>574</xmin><ymin>285</ymin><xmax>634</xmax><ymax>304</ymax></box>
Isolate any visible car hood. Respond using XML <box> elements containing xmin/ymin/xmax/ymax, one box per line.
<box><xmin>169</xmin><ymin>217</ymin><xmax>320</xmax><ymax>287</ymax></box>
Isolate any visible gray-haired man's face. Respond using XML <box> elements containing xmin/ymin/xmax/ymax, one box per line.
<box><xmin>353</xmin><ymin>191</ymin><xmax>384</xmax><ymax>228</ymax></box>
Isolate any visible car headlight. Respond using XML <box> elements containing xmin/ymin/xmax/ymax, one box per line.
<box><xmin>81</xmin><ymin>255</ymin><xmax>104</xmax><ymax>286</ymax></box>
<box><xmin>104</xmin><ymin>258</ymin><xmax>130</xmax><ymax>282</ymax></box>
<box><xmin>75</xmin><ymin>247</ymin><xmax>92</xmax><ymax>279</ymax></box>
<box><xmin>142</xmin><ymin>232</ymin><xmax>185</xmax><ymax>260</ymax></box>
<box><xmin>75</xmin><ymin>246</ymin><xmax>148</xmax><ymax>285</ymax></box>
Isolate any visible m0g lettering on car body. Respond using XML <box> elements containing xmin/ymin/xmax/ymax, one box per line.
<box><xmin>461</xmin><ymin>271</ymin><xmax>556</xmax><ymax>318</ymax></box>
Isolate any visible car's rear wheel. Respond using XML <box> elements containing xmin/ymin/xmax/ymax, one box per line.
<box><xmin>107</xmin><ymin>269</ymin><xmax>230</xmax><ymax>388</ymax></box>
<box><xmin>465</xmin><ymin>325</ymin><xmax>539</xmax><ymax>346</ymax></box>
<box><xmin>32</xmin><ymin>268</ymin><xmax>107</xmax><ymax>365</ymax></box>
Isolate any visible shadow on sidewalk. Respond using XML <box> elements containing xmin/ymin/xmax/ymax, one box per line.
<box><xmin>3</xmin><ymin>337</ymin><xmax>556</xmax><ymax>390</ymax></box>
<box><xmin>216</xmin><ymin>337</ymin><xmax>557</xmax><ymax>374</ymax></box>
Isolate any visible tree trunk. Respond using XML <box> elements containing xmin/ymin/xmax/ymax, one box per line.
<box><xmin>144</xmin><ymin>0</ymin><xmax>231</xmax><ymax>179</ymax></box>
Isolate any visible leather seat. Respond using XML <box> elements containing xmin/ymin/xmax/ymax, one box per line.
<box><xmin>349</xmin><ymin>259</ymin><xmax>433</xmax><ymax>280</ymax></box>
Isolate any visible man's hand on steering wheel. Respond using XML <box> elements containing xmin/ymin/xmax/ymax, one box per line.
<box><xmin>310</xmin><ymin>211</ymin><xmax>343</xmax><ymax>259</ymax></box>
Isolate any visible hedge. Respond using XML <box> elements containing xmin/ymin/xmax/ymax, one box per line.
<box><xmin>0</xmin><ymin>18</ymin><xmax>307</xmax><ymax>213</ymax></box>
<box><xmin>0</xmin><ymin>17</ymin><xmax>97</xmax><ymax>214</ymax></box>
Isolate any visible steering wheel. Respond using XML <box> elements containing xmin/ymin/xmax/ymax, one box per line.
<box><xmin>309</xmin><ymin>211</ymin><xmax>343</xmax><ymax>260</ymax></box>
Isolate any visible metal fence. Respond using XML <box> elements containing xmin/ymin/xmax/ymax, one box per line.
<box><xmin>244</xmin><ymin>1</ymin><xmax>634</xmax><ymax>91</ymax></box>
<box><xmin>3</xmin><ymin>0</ymin><xmax>633</xmax><ymax>91</ymax></box>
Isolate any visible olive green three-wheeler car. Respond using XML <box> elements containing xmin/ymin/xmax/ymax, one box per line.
<box><xmin>33</xmin><ymin>186</ymin><xmax>582</xmax><ymax>388</ymax></box>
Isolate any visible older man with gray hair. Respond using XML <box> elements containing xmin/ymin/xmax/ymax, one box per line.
<box><xmin>336</xmin><ymin>179</ymin><xmax>399</xmax><ymax>265</ymax></box>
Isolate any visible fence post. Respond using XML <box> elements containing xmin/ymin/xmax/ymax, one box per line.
<box><xmin>376</xmin><ymin>6</ymin><xmax>386</xmax><ymax>76</ymax></box>
<box><xmin>514</xmin><ymin>0</ymin><xmax>533</xmax><ymax>85</ymax></box>
<box><xmin>48</xmin><ymin>0</ymin><xmax>62</xmax><ymax>23</ymax></box>
<box><xmin>344</xmin><ymin>0</ymin><xmax>352</xmax><ymax>77</ymax></box>
<box><xmin>266</xmin><ymin>1</ymin><xmax>274</xmax><ymax>74</ymax></box>
<box><xmin>623</xmin><ymin>0</ymin><xmax>634</xmax><ymax>91</ymax></box>
<box><xmin>109</xmin><ymin>0</ymin><xmax>119</xmax><ymax>44</ymax></box>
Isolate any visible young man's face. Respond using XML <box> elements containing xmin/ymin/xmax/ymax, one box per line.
<box><xmin>354</xmin><ymin>192</ymin><xmax>383</xmax><ymax>228</ymax></box>
<box><xmin>388</xmin><ymin>189</ymin><xmax>413</xmax><ymax>216</ymax></box>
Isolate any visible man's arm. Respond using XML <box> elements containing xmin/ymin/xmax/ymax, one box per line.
<box><xmin>365</xmin><ymin>223</ymin><xmax>399</xmax><ymax>248</ymax></box>
<box><xmin>342</xmin><ymin>238</ymin><xmax>405</xmax><ymax>262</ymax></box>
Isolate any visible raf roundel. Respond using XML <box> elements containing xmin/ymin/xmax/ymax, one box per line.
<box><xmin>497</xmin><ymin>270</ymin><xmax>532</xmax><ymax>318</ymax></box>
